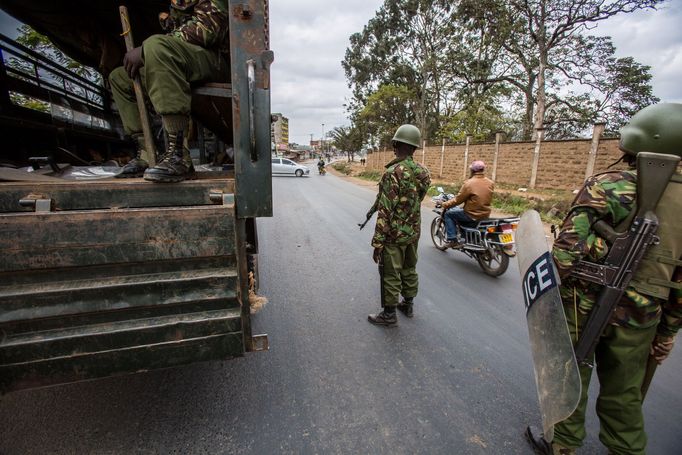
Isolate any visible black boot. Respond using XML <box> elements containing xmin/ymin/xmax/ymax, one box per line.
<box><xmin>116</xmin><ymin>133</ymin><xmax>150</xmax><ymax>178</ymax></box>
<box><xmin>525</xmin><ymin>426</ymin><xmax>552</xmax><ymax>455</ymax></box>
<box><xmin>368</xmin><ymin>307</ymin><xmax>397</xmax><ymax>326</ymax></box>
<box><xmin>143</xmin><ymin>131</ymin><xmax>195</xmax><ymax>183</ymax></box>
<box><xmin>397</xmin><ymin>298</ymin><xmax>413</xmax><ymax>318</ymax></box>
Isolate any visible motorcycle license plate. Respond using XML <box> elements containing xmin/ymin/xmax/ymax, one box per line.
<box><xmin>500</xmin><ymin>233</ymin><xmax>513</xmax><ymax>244</ymax></box>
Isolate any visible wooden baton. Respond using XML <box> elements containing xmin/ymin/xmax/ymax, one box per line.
<box><xmin>119</xmin><ymin>5</ymin><xmax>156</xmax><ymax>166</ymax></box>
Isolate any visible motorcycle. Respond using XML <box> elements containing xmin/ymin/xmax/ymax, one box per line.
<box><xmin>318</xmin><ymin>165</ymin><xmax>326</xmax><ymax>175</ymax></box>
<box><xmin>430</xmin><ymin>187</ymin><xmax>519</xmax><ymax>277</ymax></box>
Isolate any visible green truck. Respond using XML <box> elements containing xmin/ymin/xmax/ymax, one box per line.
<box><xmin>0</xmin><ymin>0</ymin><xmax>273</xmax><ymax>393</ymax></box>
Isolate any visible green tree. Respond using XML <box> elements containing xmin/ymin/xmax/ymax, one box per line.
<box><xmin>343</xmin><ymin>0</ymin><xmax>460</xmax><ymax>141</ymax></box>
<box><xmin>355</xmin><ymin>84</ymin><xmax>418</xmax><ymax>147</ymax></box>
<box><xmin>330</xmin><ymin>125</ymin><xmax>364</xmax><ymax>161</ymax></box>
<box><xmin>457</xmin><ymin>0</ymin><xmax>663</xmax><ymax>139</ymax></box>
<box><xmin>15</xmin><ymin>25</ymin><xmax>101</xmax><ymax>82</ymax></box>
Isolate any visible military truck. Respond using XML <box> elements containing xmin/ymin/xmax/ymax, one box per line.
<box><xmin>0</xmin><ymin>0</ymin><xmax>273</xmax><ymax>393</ymax></box>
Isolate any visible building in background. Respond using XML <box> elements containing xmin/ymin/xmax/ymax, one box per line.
<box><xmin>271</xmin><ymin>113</ymin><xmax>289</xmax><ymax>154</ymax></box>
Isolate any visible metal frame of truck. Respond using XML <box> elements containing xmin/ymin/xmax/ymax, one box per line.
<box><xmin>0</xmin><ymin>0</ymin><xmax>273</xmax><ymax>394</ymax></box>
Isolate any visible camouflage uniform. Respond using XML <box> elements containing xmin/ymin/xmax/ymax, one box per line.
<box><xmin>371</xmin><ymin>156</ymin><xmax>431</xmax><ymax>308</ymax></box>
<box><xmin>551</xmin><ymin>169</ymin><xmax>682</xmax><ymax>454</ymax></box>
<box><xmin>109</xmin><ymin>0</ymin><xmax>229</xmax><ymax>135</ymax></box>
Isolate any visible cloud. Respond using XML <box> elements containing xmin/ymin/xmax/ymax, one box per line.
<box><xmin>593</xmin><ymin>1</ymin><xmax>682</xmax><ymax>102</ymax></box>
<box><xmin>269</xmin><ymin>1</ymin><xmax>384</xmax><ymax>144</ymax></box>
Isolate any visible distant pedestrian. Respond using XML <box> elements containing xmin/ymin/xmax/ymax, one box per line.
<box><xmin>367</xmin><ymin>124</ymin><xmax>431</xmax><ymax>326</ymax></box>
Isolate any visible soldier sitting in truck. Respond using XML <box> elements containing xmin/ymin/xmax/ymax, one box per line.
<box><xmin>111</xmin><ymin>0</ymin><xmax>230</xmax><ymax>182</ymax></box>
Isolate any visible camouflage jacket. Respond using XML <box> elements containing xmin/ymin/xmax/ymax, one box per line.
<box><xmin>161</xmin><ymin>0</ymin><xmax>229</xmax><ymax>52</ymax></box>
<box><xmin>371</xmin><ymin>156</ymin><xmax>431</xmax><ymax>248</ymax></box>
<box><xmin>552</xmin><ymin>169</ymin><xmax>682</xmax><ymax>335</ymax></box>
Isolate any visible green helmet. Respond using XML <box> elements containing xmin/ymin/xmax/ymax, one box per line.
<box><xmin>392</xmin><ymin>124</ymin><xmax>422</xmax><ymax>148</ymax></box>
<box><xmin>619</xmin><ymin>103</ymin><xmax>682</xmax><ymax>157</ymax></box>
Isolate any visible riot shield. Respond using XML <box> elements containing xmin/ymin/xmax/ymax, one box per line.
<box><xmin>516</xmin><ymin>210</ymin><xmax>581</xmax><ymax>441</ymax></box>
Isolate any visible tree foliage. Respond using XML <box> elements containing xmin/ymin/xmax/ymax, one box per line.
<box><xmin>344</xmin><ymin>0</ymin><xmax>662</xmax><ymax>144</ymax></box>
<box><xmin>15</xmin><ymin>25</ymin><xmax>102</xmax><ymax>83</ymax></box>
<box><xmin>329</xmin><ymin>125</ymin><xmax>364</xmax><ymax>161</ymax></box>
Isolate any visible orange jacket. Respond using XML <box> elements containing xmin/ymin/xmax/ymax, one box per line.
<box><xmin>442</xmin><ymin>173</ymin><xmax>494</xmax><ymax>220</ymax></box>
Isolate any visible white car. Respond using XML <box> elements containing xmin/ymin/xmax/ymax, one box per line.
<box><xmin>271</xmin><ymin>158</ymin><xmax>310</xmax><ymax>177</ymax></box>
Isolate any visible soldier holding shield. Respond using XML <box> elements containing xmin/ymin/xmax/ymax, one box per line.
<box><xmin>526</xmin><ymin>104</ymin><xmax>682</xmax><ymax>454</ymax></box>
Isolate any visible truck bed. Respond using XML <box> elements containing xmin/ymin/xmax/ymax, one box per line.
<box><xmin>0</xmin><ymin>175</ymin><xmax>249</xmax><ymax>393</ymax></box>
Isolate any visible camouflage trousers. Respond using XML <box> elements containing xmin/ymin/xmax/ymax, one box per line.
<box><xmin>109</xmin><ymin>34</ymin><xmax>229</xmax><ymax>135</ymax></box>
<box><xmin>553</xmin><ymin>306</ymin><xmax>657</xmax><ymax>455</ymax></box>
<box><xmin>381</xmin><ymin>242</ymin><xmax>419</xmax><ymax>308</ymax></box>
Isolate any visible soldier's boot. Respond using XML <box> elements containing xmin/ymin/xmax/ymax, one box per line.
<box><xmin>144</xmin><ymin>115</ymin><xmax>196</xmax><ymax>183</ymax></box>
<box><xmin>368</xmin><ymin>307</ymin><xmax>397</xmax><ymax>327</ymax></box>
<box><xmin>397</xmin><ymin>297</ymin><xmax>413</xmax><ymax>318</ymax></box>
<box><xmin>116</xmin><ymin>133</ymin><xmax>150</xmax><ymax>178</ymax></box>
<box><xmin>525</xmin><ymin>426</ymin><xmax>575</xmax><ymax>455</ymax></box>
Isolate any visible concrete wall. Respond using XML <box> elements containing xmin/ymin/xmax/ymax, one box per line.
<box><xmin>367</xmin><ymin>135</ymin><xmax>626</xmax><ymax>191</ymax></box>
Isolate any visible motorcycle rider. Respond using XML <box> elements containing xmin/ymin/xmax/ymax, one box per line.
<box><xmin>368</xmin><ymin>124</ymin><xmax>431</xmax><ymax>325</ymax></box>
<box><xmin>440</xmin><ymin>160</ymin><xmax>494</xmax><ymax>248</ymax></box>
<box><xmin>317</xmin><ymin>157</ymin><xmax>326</xmax><ymax>174</ymax></box>
<box><xmin>526</xmin><ymin>103</ymin><xmax>682</xmax><ymax>455</ymax></box>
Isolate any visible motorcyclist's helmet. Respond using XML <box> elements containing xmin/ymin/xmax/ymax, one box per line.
<box><xmin>391</xmin><ymin>124</ymin><xmax>421</xmax><ymax>149</ymax></box>
<box><xmin>470</xmin><ymin>160</ymin><xmax>486</xmax><ymax>172</ymax></box>
<box><xmin>619</xmin><ymin>103</ymin><xmax>682</xmax><ymax>158</ymax></box>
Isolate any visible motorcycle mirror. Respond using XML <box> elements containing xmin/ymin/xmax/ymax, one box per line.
<box><xmin>437</xmin><ymin>186</ymin><xmax>444</xmax><ymax>193</ymax></box>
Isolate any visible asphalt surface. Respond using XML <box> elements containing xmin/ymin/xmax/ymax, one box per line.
<box><xmin>1</xmin><ymin>166</ymin><xmax>680</xmax><ymax>454</ymax></box>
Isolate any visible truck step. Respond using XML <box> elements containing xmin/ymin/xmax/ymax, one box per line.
<box><xmin>1</xmin><ymin>307</ymin><xmax>242</xmax><ymax>361</ymax></box>
<box><xmin>0</xmin><ymin>308</ymin><xmax>244</xmax><ymax>393</ymax></box>
<box><xmin>0</xmin><ymin>266</ymin><xmax>239</xmax><ymax>329</ymax></box>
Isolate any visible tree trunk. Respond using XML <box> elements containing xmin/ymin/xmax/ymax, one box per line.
<box><xmin>533</xmin><ymin>56</ymin><xmax>547</xmax><ymax>140</ymax></box>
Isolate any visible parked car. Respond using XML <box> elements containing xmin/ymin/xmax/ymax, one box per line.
<box><xmin>271</xmin><ymin>158</ymin><xmax>310</xmax><ymax>177</ymax></box>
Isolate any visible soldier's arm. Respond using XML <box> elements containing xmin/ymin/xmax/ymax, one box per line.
<box><xmin>552</xmin><ymin>173</ymin><xmax>635</xmax><ymax>279</ymax></box>
<box><xmin>658</xmin><ymin>266</ymin><xmax>682</xmax><ymax>337</ymax></box>
<box><xmin>371</xmin><ymin>172</ymin><xmax>399</xmax><ymax>248</ymax></box>
<box><xmin>419</xmin><ymin>168</ymin><xmax>431</xmax><ymax>201</ymax></box>
<box><xmin>172</xmin><ymin>0</ymin><xmax>228</xmax><ymax>48</ymax></box>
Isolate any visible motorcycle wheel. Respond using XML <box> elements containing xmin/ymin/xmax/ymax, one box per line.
<box><xmin>430</xmin><ymin>217</ymin><xmax>448</xmax><ymax>251</ymax></box>
<box><xmin>476</xmin><ymin>245</ymin><xmax>510</xmax><ymax>276</ymax></box>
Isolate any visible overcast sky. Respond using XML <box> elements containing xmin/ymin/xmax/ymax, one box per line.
<box><xmin>1</xmin><ymin>1</ymin><xmax>680</xmax><ymax>145</ymax></box>
<box><xmin>271</xmin><ymin>0</ymin><xmax>682</xmax><ymax>145</ymax></box>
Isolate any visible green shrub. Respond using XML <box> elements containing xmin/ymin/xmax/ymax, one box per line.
<box><xmin>332</xmin><ymin>162</ymin><xmax>352</xmax><ymax>175</ymax></box>
<box><xmin>357</xmin><ymin>170</ymin><xmax>382</xmax><ymax>181</ymax></box>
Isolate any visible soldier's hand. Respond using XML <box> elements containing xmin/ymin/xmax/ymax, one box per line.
<box><xmin>651</xmin><ymin>335</ymin><xmax>675</xmax><ymax>365</ymax></box>
<box><xmin>373</xmin><ymin>247</ymin><xmax>383</xmax><ymax>264</ymax></box>
<box><xmin>123</xmin><ymin>46</ymin><xmax>144</xmax><ymax>79</ymax></box>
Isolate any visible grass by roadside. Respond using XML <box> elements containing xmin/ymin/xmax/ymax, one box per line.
<box><xmin>331</xmin><ymin>160</ymin><xmax>571</xmax><ymax>225</ymax></box>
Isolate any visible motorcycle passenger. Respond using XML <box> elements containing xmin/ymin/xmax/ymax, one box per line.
<box><xmin>441</xmin><ymin>160</ymin><xmax>494</xmax><ymax>248</ymax></box>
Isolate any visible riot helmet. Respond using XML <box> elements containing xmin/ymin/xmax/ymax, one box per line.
<box><xmin>391</xmin><ymin>124</ymin><xmax>421</xmax><ymax>149</ymax></box>
<box><xmin>619</xmin><ymin>103</ymin><xmax>682</xmax><ymax>158</ymax></box>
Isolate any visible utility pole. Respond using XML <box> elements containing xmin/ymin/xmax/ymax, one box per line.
<box><xmin>321</xmin><ymin>123</ymin><xmax>325</xmax><ymax>156</ymax></box>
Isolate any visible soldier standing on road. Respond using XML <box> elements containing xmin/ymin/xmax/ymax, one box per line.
<box><xmin>110</xmin><ymin>0</ymin><xmax>230</xmax><ymax>182</ymax></box>
<box><xmin>367</xmin><ymin>124</ymin><xmax>431</xmax><ymax>326</ymax></box>
<box><xmin>526</xmin><ymin>103</ymin><xmax>682</xmax><ymax>455</ymax></box>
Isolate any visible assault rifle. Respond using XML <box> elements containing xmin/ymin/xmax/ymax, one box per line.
<box><xmin>358</xmin><ymin>199</ymin><xmax>379</xmax><ymax>230</ymax></box>
<box><xmin>570</xmin><ymin>152</ymin><xmax>680</xmax><ymax>366</ymax></box>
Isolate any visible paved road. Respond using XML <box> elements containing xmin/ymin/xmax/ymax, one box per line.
<box><xmin>1</xmin><ymin>169</ymin><xmax>680</xmax><ymax>454</ymax></box>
